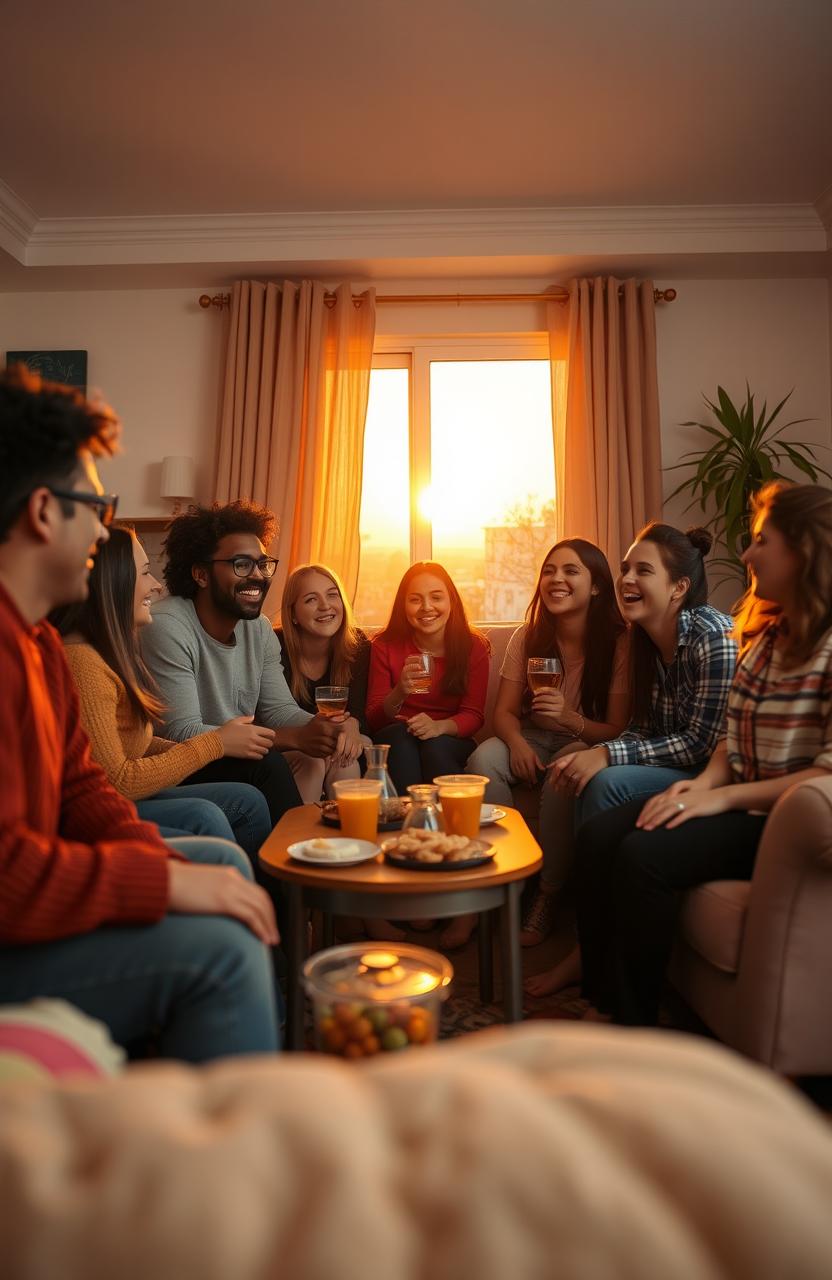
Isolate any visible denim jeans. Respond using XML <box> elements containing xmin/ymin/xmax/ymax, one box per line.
<box><xmin>0</xmin><ymin>837</ymin><xmax>280</xmax><ymax>1062</ymax></box>
<box><xmin>136</xmin><ymin>782</ymin><xmax>272</xmax><ymax>857</ymax></box>
<box><xmin>576</xmin><ymin>764</ymin><xmax>699</xmax><ymax>827</ymax></box>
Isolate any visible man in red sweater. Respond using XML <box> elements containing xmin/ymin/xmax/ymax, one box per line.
<box><xmin>0</xmin><ymin>366</ymin><xmax>280</xmax><ymax>1059</ymax></box>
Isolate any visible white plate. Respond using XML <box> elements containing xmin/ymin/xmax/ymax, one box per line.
<box><xmin>479</xmin><ymin>805</ymin><xmax>507</xmax><ymax>825</ymax></box>
<box><xmin>288</xmin><ymin>838</ymin><xmax>381</xmax><ymax>867</ymax></box>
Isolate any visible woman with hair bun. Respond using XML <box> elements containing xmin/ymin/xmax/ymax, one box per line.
<box><xmin>527</xmin><ymin>521</ymin><xmax>737</xmax><ymax>998</ymax></box>
<box><xmin>549</xmin><ymin>522</ymin><xmax>736</xmax><ymax>818</ymax></box>
<box><xmin>574</xmin><ymin>483</ymin><xmax>832</xmax><ymax>1025</ymax></box>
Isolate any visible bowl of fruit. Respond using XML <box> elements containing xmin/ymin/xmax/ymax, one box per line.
<box><xmin>302</xmin><ymin>942</ymin><xmax>453</xmax><ymax>1059</ymax></box>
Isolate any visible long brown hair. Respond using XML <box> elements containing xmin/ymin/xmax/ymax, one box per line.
<box><xmin>733</xmin><ymin>482</ymin><xmax>832</xmax><ymax>664</ymax></box>
<box><xmin>278</xmin><ymin>563</ymin><xmax>362</xmax><ymax>704</ymax></box>
<box><xmin>524</xmin><ymin>538</ymin><xmax>626</xmax><ymax>719</ymax></box>
<box><xmin>52</xmin><ymin>525</ymin><xmax>164</xmax><ymax>727</ymax></box>
<box><xmin>379</xmin><ymin>561</ymin><xmax>487</xmax><ymax>696</ymax></box>
<box><xmin>628</xmin><ymin>522</ymin><xmax>713</xmax><ymax>726</ymax></box>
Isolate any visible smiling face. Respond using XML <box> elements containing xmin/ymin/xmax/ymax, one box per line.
<box><xmin>291</xmin><ymin>569</ymin><xmax>345</xmax><ymax>640</ymax></box>
<box><xmin>742</xmin><ymin>512</ymin><xmax>800</xmax><ymax>607</ymax></box>
<box><xmin>404</xmin><ymin>572</ymin><xmax>451</xmax><ymax>643</ymax></box>
<box><xmin>132</xmin><ymin>535</ymin><xmax>161</xmax><ymax>628</ymax></box>
<box><xmin>538</xmin><ymin>546</ymin><xmax>597</xmax><ymax>620</ymax></box>
<box><xmin>198</xmin><ymin>533</ymin><xmax>270</xmax><ymax>620</ymax></box>
<box><xmin>617</xmin><ymin>538</ymin><xmax>687</xmax><ymax>628</ymax></box>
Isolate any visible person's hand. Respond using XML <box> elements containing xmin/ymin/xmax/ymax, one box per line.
<box><xmin>530</xmin><ymin>689</ymin><xmax>566</xmax><ymax>725</ymax></box>
<box><xmin>636</xmin><ymin>781</ymin><xmax>729</xmax><ymax>831</ymax></box>
<box><xmin>167</xmin><ymin>861</ymin><xmax>279</xmax><ymax>945</ymax></box>
<box><xmin>397</xmin><ymin>655</ymin><xmax>430</xmax><ymax>697</ymax></box>
<box><xmin>296</xmin><ymin>715</ymin><xmax>341</xmax><ymax>759</ymax></box>
<box><xmin>509</xmin><ymin>737</ymin><xmax>545</xmax><ymax>787</ymax></box>
<box><xmin>333</xmin><ymin>716</ymin><xmax>363</xmax><ymax>765</ymax></box>
<box><xmin>548</xmin><ymin>745</ymin><xmax>608</xmax><ymax>795</ymax></box>
<box><xmin>406</xmin><ymin>713</ymin><xmax>443</xmax><ymax>740</ymax></box>
<box><xmin>218</xmin><ymin>715</ymin><xmax>275</xmax><ymax>759</ymax></box>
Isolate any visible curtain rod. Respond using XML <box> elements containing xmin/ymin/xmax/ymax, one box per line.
<box><xmin>198</xmin><ymin>286</ymin><xmax>677</xmax><ymax>311</ymax></box>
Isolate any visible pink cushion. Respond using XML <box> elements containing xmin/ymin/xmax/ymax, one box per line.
<box><xmin>679</xmin><ymin>881</ymin><xmax>751</xmax><ymax>974</ymax></box>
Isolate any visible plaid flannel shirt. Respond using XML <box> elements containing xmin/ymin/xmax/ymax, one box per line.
<box><xmin>604</xmin><ymin>605</ymin><xmax>737</xmax><ymax>769</ymax></box>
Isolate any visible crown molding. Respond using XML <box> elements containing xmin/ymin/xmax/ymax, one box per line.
<box><xmin>0</xmin><ymin>183</ymin><xmax>827</xmax><ymax>269</ymax></box>
<box><xmin>0</xmin><ymin>180</ymin><xmax>38</xmax><ymax>262</ymax></box>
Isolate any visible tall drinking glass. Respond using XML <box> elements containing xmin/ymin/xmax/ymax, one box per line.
<box><xmin>332</xmin><ymin>779</ymin><xmax>383</xmax><ymax>842</ymax></box>
<box><xmin>433</xmin><ymin>774</ymin><xmax>489</xmax><ymax>840</ymax></box>
<box><xmin>409</xmin><ymin>652</ymin><xmax>433</xmax><ymax>694</ymax></box>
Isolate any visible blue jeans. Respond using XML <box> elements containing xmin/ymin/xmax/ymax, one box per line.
<box><xmin>577</xmin><ymin>764</ymin><xmax>699</xmax><ymax>827</ymax></box>
<box><xmin>0</xmin><ymin>837</ymin><xmax>280</xmax><ymax>1062</ymax></box>
<box><xmin>136</xmin><ymin>783</ymin><xmax>272</xmax><ymax>857</ymax></box>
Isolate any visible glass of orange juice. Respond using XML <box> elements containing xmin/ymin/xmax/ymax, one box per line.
<box><xmin>332</xmin><ymin>779</ymin><xmax>383</xmax><ymax>842</ymax></box>
<box><xmin>433</xmin><ymin>774</ymin><xmax>489</xmax><ymax>840</ymax></box>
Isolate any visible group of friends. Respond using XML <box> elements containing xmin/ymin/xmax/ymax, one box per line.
<box><xmin>2</xmin><ymin>363</ymin><xmax>831</xmax><ymax>1062</ymax></box>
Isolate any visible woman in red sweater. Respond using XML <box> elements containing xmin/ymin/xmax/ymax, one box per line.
<box><xmin>366</xmin><ymin>562</ymin><xmax>490</xmax><ymax>794</ymax></box>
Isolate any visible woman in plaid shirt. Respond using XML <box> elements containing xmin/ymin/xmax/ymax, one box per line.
<box><xmin>527</xmin><ymin>522</ymin><xmax>736</xmax><ymax>998</ymax></box>
<box><xmin>575</xmin><ymin>483</ymin><xmax>832</xmax><ymax>1025</ymax></box>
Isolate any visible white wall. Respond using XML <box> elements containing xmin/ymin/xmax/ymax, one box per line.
<box><xmin>0</xmin><ymin>288</ymin><xmax>226</xmax><ymax>514</ymax></box>
<box><xmin>1</xmin><ymin>276</ymin><xmax>829</xmax><ymax>525</ymax></box>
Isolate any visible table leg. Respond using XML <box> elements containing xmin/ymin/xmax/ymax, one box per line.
<box><xmin>500</xmin><ymin>881</ymin><xmax>523</xmax><ymax>1023</ymax></box>
<box><xmin>285</xmin><ymin>884</ymin><xmax>306</xmax><ymax>1051</ymax></box>
<box><xmin>478</xmin><ymin>910</ymin><xmax>494</xmax><ymax>1005</ymax></box>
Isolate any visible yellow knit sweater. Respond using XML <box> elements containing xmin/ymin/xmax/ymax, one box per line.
<box><xmin>63</xmin><ymin>642</ymin><xmax>223</xmax><ymax>800</ymax></box>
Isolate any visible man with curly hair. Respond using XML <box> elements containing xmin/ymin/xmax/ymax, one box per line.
<box><xmin>0</xmin><ymin>367</ymin><xmax>280</xmax><ymax>1060</ymax></box>
<box><xmin>141</xmin><ymin>500</ymin><xmax>351</xmax><ymax>824</ymax></box>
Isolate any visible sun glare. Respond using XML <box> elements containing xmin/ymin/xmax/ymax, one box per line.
<box><xmin>417</xmin><ymin>485</ymin><xmax>435</xmax><ymax>520</ymax></box>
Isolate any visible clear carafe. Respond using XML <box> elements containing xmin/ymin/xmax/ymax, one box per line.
<box><xmin>363</xmin><ymin>744</ymin><xmax>399</xmax><ymax>821</ymax></box>
<box><xmin>401</xmin><ymin>784</ymin><xmax>445</xmax><ymax>833</ymax></box>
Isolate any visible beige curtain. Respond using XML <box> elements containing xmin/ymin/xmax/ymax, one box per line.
<box><xmin>215</xmin><ymin>280</ymin><xmax>376</xmax><ymax>604</ymax></box>
<box><xmin>546</xmin><ymin>277</ymin><xmax>663</xmax><ymax>569</ymax></box>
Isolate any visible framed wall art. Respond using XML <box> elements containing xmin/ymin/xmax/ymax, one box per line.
<box><xmin>6</xmin><ymin>349</ymin><xmax>88</xmax><ymax>393</ymax></box>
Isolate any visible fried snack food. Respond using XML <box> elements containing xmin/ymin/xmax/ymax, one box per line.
<box><xmin>385</xmin><ymin>829</ymin><xmax>481</xmax><ymax>863</ymax></box>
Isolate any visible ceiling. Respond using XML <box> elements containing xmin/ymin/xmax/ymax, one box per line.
<box><xmin>2</xmin><ymin>0</ymin><xmax>831</xmax><ymax>290</ymax></box>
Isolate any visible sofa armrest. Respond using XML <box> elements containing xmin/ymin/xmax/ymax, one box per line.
<box><xmin>732</xmin><ymin>776</ymin><xmax>832</xmax><ymax>1070</ymax></box>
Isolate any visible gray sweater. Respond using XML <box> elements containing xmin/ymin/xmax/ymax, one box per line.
<box><xmin>140</xmin><ymin>596</ymin><xmax>312</xmax><ymax>741</ymax></box>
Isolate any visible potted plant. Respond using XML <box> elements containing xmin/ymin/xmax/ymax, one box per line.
<box><xmin>667</xmin><ymin>384</ymin><xmax>831</xmax><ymax>586</ymax></box>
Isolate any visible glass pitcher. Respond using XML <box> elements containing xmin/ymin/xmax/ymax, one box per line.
<box><xmin>363</xmin><ymin>744</ymin><xmax>399</xmax><ymax>821</ymax></box>
<box><xmin>401</xmin><ymin>784</ymin><xmax>445</xmax><ymax>833</ymax></box>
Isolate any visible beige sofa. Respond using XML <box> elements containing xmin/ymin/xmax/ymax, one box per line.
<box><xmin>3</xmin><ymin>1023</ymin><xmax>832</xmax><ymax>1279</ymax></box>
<box><xmin>671</xmin><ymin>776</ymin><xmax>832</xmax><ymax>1076</ymax></box>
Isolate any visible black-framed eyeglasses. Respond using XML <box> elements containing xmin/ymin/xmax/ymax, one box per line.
<box><xmin>48</xmin><ymin>488</ymin><xmax>119</xmax><ymax>528</ymax></box>
<box><xmin>204</xmin><ymin>556</ymin><xmax>279</xmax><ymax>578</ymax></box>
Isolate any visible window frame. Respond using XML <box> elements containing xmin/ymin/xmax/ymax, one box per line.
<box><xmin>371</xmin><ymin>334</ymin><xmax>553</xmax><ymax>566</ymax></box>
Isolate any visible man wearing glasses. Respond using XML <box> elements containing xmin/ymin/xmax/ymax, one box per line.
<box><xmin>0</xmin><ymin>366</ymin><xmax>280</xmax><ymax>1060</ymax></box>
<box><xmin>141</xmin><ymin>500</ymin><xmax>352</xmax><ymax>825</ymax></box>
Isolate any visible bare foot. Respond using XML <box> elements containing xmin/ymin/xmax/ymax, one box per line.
<box><xmin>364</xmin><ymin>918</ymin><xmax>407</xmax><ymax>943</ymax></box>
<box><xmin>439</xmin><ymin>913</ymin><xmax>477</xmax><ymax>951</ymax></box>
<box><xmin>523</xmin><ymin>944</ymin><xmax>581</xmax><ymax>998</ymax></box>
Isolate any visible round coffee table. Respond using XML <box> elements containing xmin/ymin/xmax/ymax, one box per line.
<box><xmin>259</xmin><ymin>804</ymin><xmax>542</xmax><ymax>1050</ymax></box>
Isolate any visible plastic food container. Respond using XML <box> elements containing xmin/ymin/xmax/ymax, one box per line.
<box><xmin>302</xmin><ymin>942</ymin><xmax>453</xmax><ymax>1059</ymax></box>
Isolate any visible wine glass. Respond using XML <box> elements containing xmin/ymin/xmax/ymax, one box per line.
<box><xmin>526</xmin><ymin>657</ymin><xmax>563</xmax><ymax>694</ymax></box>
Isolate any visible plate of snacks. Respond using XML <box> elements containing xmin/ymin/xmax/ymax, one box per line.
<box><xmin>288</xmin><ymin>837</ymin><xmax>381</xmax><ymax>867</ymax></box>
<box><xmin>320</xmin><ymin>797</ymin><xmax>411</xmax><ymax>831</ymax></box>
<box><xmin>381</xmin><ymin>830</ymin><xmax>495</xmax><ymax>871</ymax></box>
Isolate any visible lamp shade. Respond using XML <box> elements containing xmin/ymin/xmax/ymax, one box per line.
<box><xmin>160</xmin><ymin>456</ymin><xmax>195</xmax><ymax>500</ymax></box>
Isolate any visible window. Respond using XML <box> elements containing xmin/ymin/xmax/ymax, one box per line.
<box><xmin>354</xmin><ymin>339</ymin><xmax>556</xmax><ymax>625</ymax></box>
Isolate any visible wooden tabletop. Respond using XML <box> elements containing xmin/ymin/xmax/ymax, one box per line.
<box><xmin>259</xmin><ymin>805</ymin><xmax>542</xmax><ymax>895</ymax></box>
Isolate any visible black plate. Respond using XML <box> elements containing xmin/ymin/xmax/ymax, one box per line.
<box><xmin>381</xmin><ymin>837</ymin><xmax>495</xmax><ymax>872</ymax></box>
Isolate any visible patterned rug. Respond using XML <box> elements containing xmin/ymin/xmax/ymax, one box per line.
<box><xmin>440</xmin><ymin>985</ymin><xmax>587</xmax><ymax>1039</ymax></box>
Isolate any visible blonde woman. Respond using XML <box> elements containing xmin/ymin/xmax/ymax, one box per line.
<box><xmin>275</xmin><ymin>564</ymin><xmax>370</xmax><ymax>798</ymax></box>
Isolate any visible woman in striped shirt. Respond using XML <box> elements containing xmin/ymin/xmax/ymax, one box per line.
<box><xmin>575</xmin><ymin>483</ymin><xmax>832</xmax><ymax>1026</ymax></box>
